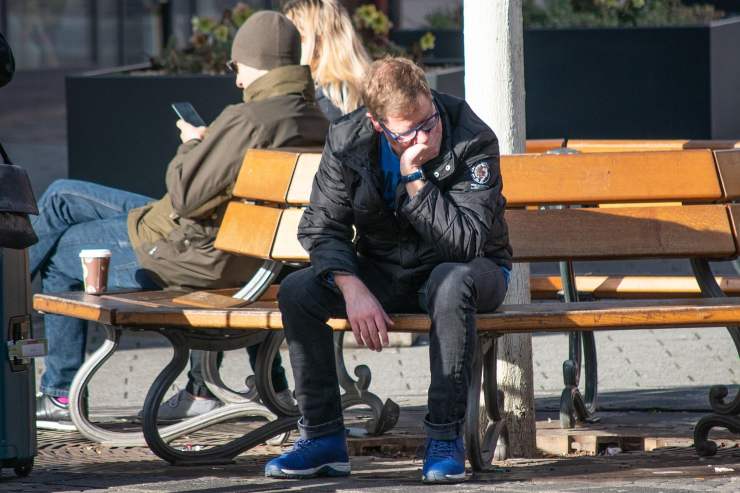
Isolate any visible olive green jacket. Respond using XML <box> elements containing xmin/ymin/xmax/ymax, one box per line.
<box><xmin>127</xmin><ymin>65</ymin><xmax>329</xmax><ymax>288</ymax></box>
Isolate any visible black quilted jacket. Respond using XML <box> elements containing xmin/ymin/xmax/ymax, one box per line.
<box><xmin>298</xmin><ymin>91</ymin><xmax>512</xmax><ymax>289</ymax></box>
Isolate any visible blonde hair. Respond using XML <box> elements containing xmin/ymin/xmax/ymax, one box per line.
<box><xmin>283</xmin><ymin>0</ymin><xmax>371</xmax><ymax>115</ymax></box>
<box><xmin>362</xmin><ymin>57</ymin><xmax>432</xmax><ymax>121</ymax></box>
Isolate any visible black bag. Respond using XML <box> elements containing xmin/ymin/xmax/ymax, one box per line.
<box><xmin>0</xmin><ymin>32</ymin><xmax>14</xmax><ymax>88</ymax></box>
<box><xmin>0</xmin><ymin>143</ymin><xmax>39</xmax><ymax>249</ymax></box>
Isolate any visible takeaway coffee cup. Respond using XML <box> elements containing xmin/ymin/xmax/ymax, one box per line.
<box><xmin>79</xmin><ymin>249</ymin><xmax>112</xmax><ymax>294</ymax></box>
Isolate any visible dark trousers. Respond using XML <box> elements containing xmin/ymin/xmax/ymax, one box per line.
<box><xmin>278</xmin><ymin>257</ymin><xmax>508</xmax><ymax>440</ymax></box>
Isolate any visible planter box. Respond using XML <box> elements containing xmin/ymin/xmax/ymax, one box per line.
<box><xmin>66</xmin><ymin>65</ymin><xmax>467</xmax><ymax>196</ymax></box>
<box><xmin>66</xmin><ymin>70</ymin><xmax>240</xmax><ymax>198</ymax></box>
<box><xmin>425</xmin><ymin>66</ymin><xmax>464</xmax><ymax>99</ymax></box>
<box><xmin>394</xmin><ymin>18</ymin><xmax>740</xmax><ymax>140</ymax></box>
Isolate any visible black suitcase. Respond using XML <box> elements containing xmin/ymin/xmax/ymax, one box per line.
<box><xmin>0</xmin><ymin>247</ymin><xmax>38</xmax><ymax>477</ymax></box>
<box><xmin>0</xmin><ymin>141</ymin><xmax>44</xmax><ymax>477</ymax></box>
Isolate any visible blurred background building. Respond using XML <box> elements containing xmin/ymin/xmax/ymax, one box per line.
<box><xmin>0</xmin><ymin>0</ymin><xmax>460</xmax><ymax>71</ymax></box>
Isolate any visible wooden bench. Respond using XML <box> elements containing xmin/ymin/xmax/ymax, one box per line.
<box><xmin>525</xmin><ymin>137</ymin><xmax>740</xmax><ymax>304</ymax></box>
<box><xmin>34</xmin><ymin>147</ymin><xmax>740</xmax><ymax>469</ymax></box>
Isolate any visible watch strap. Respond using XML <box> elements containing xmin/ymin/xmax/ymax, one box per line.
<box><xmin>400</xmin><ymin>169</ymin><xmax>425</xmax><ymax>183</ymax></box>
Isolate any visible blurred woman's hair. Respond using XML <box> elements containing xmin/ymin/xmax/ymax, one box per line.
<box><xmin>283</xmin><ymin>0</ymin><xmax>371</xmax><ymax>114</ymax></box>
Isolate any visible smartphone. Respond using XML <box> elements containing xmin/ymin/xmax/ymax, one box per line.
<box><xmin>171</xmin><ymin>102</ymin><xmax>206</xmax><ymax>127</ymax></box>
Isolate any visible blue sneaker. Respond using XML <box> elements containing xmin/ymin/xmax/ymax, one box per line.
<box><xmin>265</xmin><ymin>429</ymin><xmax>350</xmax><ymax>479</ymax></box>
<box><xmin>422</xmin><ymin>436</ymin><xmax>467</xmax><ymax>483</ymax></box>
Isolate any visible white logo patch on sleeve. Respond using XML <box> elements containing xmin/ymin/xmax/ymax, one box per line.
<box><xmin>471</xmin><ymin>162</ymin><xmax>491</xmax><ymax>185</ymax></box>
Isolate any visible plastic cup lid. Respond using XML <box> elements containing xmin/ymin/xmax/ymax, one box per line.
<box><xmin>79</xmin><ymin>249</ymin><xmax>112</xmax><ymax>258</ymax></box>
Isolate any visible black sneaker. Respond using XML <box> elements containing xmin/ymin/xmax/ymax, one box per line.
<box><xmin>36</xmin><ymin>394</ymin><xmax>70</xmax><ymax>421</ymax></box>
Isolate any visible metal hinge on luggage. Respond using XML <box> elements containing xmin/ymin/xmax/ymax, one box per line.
<box><xmin>6</xmin><ymin>315</ymin><xmax>47</xmax><ymax>370</ymax></box>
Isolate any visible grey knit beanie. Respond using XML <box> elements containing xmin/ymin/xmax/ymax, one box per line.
<box><xmin>230</xmin><ymin>11</ymin><xmax>301</xmax><ymax>70</ymax></box>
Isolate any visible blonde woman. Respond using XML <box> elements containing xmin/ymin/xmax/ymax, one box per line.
<box><xmin>284</xmin><ymin>0</ymin><xmax>371</xmax><ymax>120</ymax></box>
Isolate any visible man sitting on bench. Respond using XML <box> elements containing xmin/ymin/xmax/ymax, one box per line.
<box><xmin>265</xmin><ymin>57</ymin><xmax>511</xmax><ymax>484</ymax></box>
<box><xmin>32</xmin><ymin>11</ymin><xmax>328</xmax><ymax>424</ymax></box>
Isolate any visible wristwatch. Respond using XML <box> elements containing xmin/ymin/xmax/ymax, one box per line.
<box><xmin>400</xmin><ymin>169</ymin><xmax>425</xmax><ymax>184</ymax></box>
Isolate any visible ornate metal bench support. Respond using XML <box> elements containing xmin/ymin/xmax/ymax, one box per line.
<box><xmin>690</xmin><ymin>258</ymin><xmax>740</xmax><ymax>456</ymax></box>
<box><xmin>465</xmin><ymin>334</ymin><xmax>509</xmax><ymax>471</ymax></box>
<box><xmin>694</xmin><ymin>386</ymin><xmax>740</xmax><ymax>456</ymax></box>
<box><xmin>69</xmin><ymin>325</ymin><xmax>126</xmax><ymax>444</ymax></box>
<box><xmin>69</xmin><ymin>325</ymin><xmax>296</xmax><ymax>458</ymax></box>
<box><xmin>142</xmin><ymin>329</ymin><xmax>296</xmax><ymax>466</ymax></box>
<box><xmin>254</xmin><ymin>331</ymin><xmax>300</xmax><ymax>417</ymax></box>
<box><xmin>232</xmin><ymin>260</ymin><xmax>282</xmax><ymax>300</ymax></box>
<box><xmin>691</xmin><ymin>258</ymin><xmax>740</xmax><ymax>354</ymax></box>
<box><xmin>559</xmin><ymin>259</ymin><xmax>599</xmax><ymax>428</ymax></box>
<box><xmin>333</xmin><ymin>332</ymin><xmax>400</xmax><ymax>435</ymax></box>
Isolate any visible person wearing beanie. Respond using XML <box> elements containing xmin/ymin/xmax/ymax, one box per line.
<box><xmin>33</xmin><ymin>11</ymin><xmax>329</xmax><ymax>426</ymax></box>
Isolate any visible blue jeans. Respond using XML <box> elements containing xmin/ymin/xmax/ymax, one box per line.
<box><xmin>30</xmin><ymin>179</ymin><xmax>156</xmax><ymax>398</ymax></box>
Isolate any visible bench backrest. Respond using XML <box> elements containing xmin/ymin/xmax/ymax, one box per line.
<box><xmin>526</xmin><ymin>139</ymin><xmax>740</xmax><ymax>154</ymax></box>
<box><xmin>215</xmin><ymin>148</ymin><xmax>740</xmax><ymax>264</ymax></box>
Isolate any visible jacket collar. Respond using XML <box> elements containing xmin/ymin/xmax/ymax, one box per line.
<box><xmin>340</xmin><ymin>91</ymin><xmax>457</xmax><ymax>182</ymax></box>
<box><xmin>243</xmin><ymin>65</ymin><xmax>316</xmax><ymax>103</ymax></box>
<box><xmin>423</xmin><ymin>92</ymin><xmax>456</xmax><ymax>182</ymax></box>
<box><xmin>337</xmin><ymin>117</ymin><xmax>378</xmax><ymax>173</ymax></box>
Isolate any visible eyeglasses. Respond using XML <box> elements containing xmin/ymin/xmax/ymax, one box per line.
<box><xmin>379</xmin><ymin>108</ymin><xmax>440</xmax><ymax>144</ymax></box>
<box><xmin>226</xmin><ymin>60</ymin><xmax>238</xmax><ymax>73</ymax></box>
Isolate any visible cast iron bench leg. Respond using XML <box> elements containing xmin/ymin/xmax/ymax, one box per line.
<box><xmin>693</xmin><ymin>387</ymin><xmax>740</xmax><ymax>456</ymax></box>
<box><xmin>465</xmin><ymin>334</ymin><xmax>509</xmax><ymax>471</ymax></box>
<box><xmin>232</xmin><ymin>260</ymin><xmax>282</xmax><ymax>300</ymax></box>
<box><xmin>68</xmin><ymin>326</ymin><xmax>293</xmax><ymax>449</ymax></box>
<box><xmin>690</xmin><ymin>258</ymin><xmax>740</xmax><ymax>456</ymax></box>
<box><xmin>68</xmin><ymin>324</ymin><xmax>141</xmax><ymax>445</ymax></box>
<box><xmin>201</xmin><ymin>335</ymin><xmax>295</xmax><ymax>445</ymax></box>
<box><xmin>207</xmin><ymin>259</ymin><xmax>296</xmax><ymax>443</ymax></box>
<box><xmin>558</xmin><ymin>259</ymin><xmax>599</xmax><ymax>428</ymax></box>
<box><xmin>141</xmin><ymin>329</ymin><xmax>296</xmax><ymax>465</ymax></box>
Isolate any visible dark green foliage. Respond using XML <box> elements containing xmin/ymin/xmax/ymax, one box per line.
<box><xmin>523</xmin><ymin>0</ymin><xmax>723</xmax><ymax>28</ymax></box>
<box><xmin>152</xmin><ymin>2</ymin><xmax>254</xmax><ymax>74</ymax></box>
<box><xmin>151</xmin><ymin>2</ymin><xmax>433</xmax><ymax>74</ymax></box>
<box><xmin>421</xmin><ymin>1</ymin><xmax>723</xmax><ymax>30</ymax></box>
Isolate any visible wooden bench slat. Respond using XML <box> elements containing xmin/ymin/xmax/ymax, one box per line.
<box><xmin>33</xmin><ymin>292</ymin><xmax>118</xmax><ymax>325</ymax></box>
<box><xmin>502</xmin><ymin>150</ymin><xmax>724</xmax><ymax>206</ymax></box>
<box><xmin>232</xmin><ymin>149</ymin><xmax>298</xmax><ymax>203</ymax></box>
<box><xmin>214</xmin><ymin>202</ymin><xmax>281</xmax><ymax>258</ymax></box>
<box><xmin>565</xmin><ymin>140</ymin><xmax>740</xmax><ymax>153</ymax></box>
<box><xmin>31</xmin><ymin>292</ymin><xmax>740</xmax><ymax>333</ymax></box>
<box><xmin>715</xmin><ymin>150</ymin><xmax>740</xmax><ymax>200</ymax></box>
<box><xmin>286</xmin><ymin>153</ymin><xmax>321</xmax><ymax>205</ymax></box>
<box><xmin>508</xmin><ymin>205</ymin><xmax>737</xmax><ymax>261</ymax></box>
<box><xmin>217</xmin><ymin>203</ymin><xmax>738</xmax><ymax>263</ymax></box>
<box><xmin>730</xmin><ymin>204</ymin><xmax>740</xmax><ymax>253</ymax></box>
<box><xmin>231</xmin><ymin>148</ymin><xmax>733</xmax><ymax>207</ymax></box>
<box><xmin>524</xmin><ymin>139</ymin><xmax>740</xmax><ymax>154</ymax></box>
<box><xmin>530</xmin><ymin>275</ymin><xmax>740</xmax><ymax>299</ymax></box>
<box><xmin>271</xmin><ymin>208</ymin><xmax>307</xmax><ymax>260</ymax></box>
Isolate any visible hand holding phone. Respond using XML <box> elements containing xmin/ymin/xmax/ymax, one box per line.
<box><xmin>171</xmin><ymin>102</ymin><xmax>206</xmax><ymax>127</ymax></box>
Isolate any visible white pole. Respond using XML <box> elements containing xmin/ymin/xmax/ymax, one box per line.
<box><xmin>464</xmin><ymin>0</ymin><xmax>536</xmax><ymax>457</ymax></box>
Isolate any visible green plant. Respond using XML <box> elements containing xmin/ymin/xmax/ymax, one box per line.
<box><xmin>153</xmin><ymin>2</ymin><xmax>255</xmax><ymax>74</ymax></box>
<box><xmin>152</xmin><ymin>2</ymin><xmax>434</xmax><ymax>74</ymax></box>
<box><xmin>523</xmin><ymin>0</ymin><xmax>723</xmax><ymax>28</ymax></box>
<box><xmin>353</xmin><ymin>3</ymin><xmax>434</xmax><ymax>61</ymax></box>
<box><xmin>352</xmin><ymin>4</ymin><xmax>406</xmax><ymax>59</ymax></box>
<box><xmin>424</xmin><ymin>5</ymin><xmax>462</xmax><ymax>30</ymax></box>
